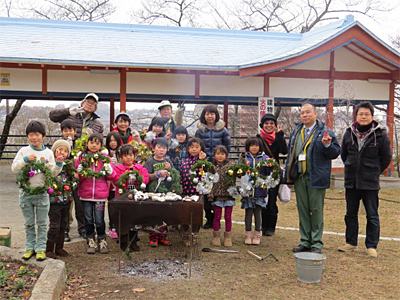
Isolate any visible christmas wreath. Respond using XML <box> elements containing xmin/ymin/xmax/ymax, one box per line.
<box><xmin>116</xmin><ymin>170</ymin><xmax>146</xmax><ymax>194</ymax></box>
<box><xmin>189</xmin><ymin>160</ymin><xmax>219</xmax><ymax>195</ymax></box>
<box><xmin>226</xmin><ymin>163</ymin><xmax>258</xmax><ymax>198</ymax></box>
<box><xmin>48</xmin><ymin>160</ymin><xmax>78</xmax><ymax>196</ymax></box>
<box><xmin>130</xmin><ymin>142</ymin><xmax>153</xmax><ymax>165</ymax></box>
<box><xmin>147</xmin><ymin>168</ymin><xmax>182</xmax><ymax>194</ymax></box>
<box><xmin>79</xmin><ymin>152</ymin><xmax>111</xmax><ymax>179</ymax></box>
<box><xmin>255</xmin><ymin>158</ymin><xmax>281</xmax><ymax>188</ymax></box>
<box><xmin>17</xmin><ymin>160</ymin><xmax>53</xmax><ymax>195</ymax></box>
<box><xmin>71</xmin><ymin>135</ymin><xmax>88</xmax><ymax>157</ymax></box>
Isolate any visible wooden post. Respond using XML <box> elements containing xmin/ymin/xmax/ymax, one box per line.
<box><xmin>42</xmin><ymin>65</ymin><xmax>47</xmax><ymax>95</ymax></box>
<box><xmin>263</xmin><ymin>75</ymin><xmax>270</xmax><ymax>97</ymax></box>
<box><xmin>120</xmin><ymin>68</ymin><xmax>127</xmax><ymax>112</ymax></box>
<box><xmin>385</xmin><ymin>80</ymin><xmax>395</xmax><ymax>176</ymax></box>
<box><xmin>223</xmin><ymin>100</ymin><xmax>228</xmax><ymax>128</ymax></box>
<box><xmin>110</xmin><ymin>97</ymin><xmax>115</xmax><ymax>132</ymax></box>
<box><xmin>326</xmin><ymin>52</ymin><xmax>335</xmax><ymax>128</ymax></box>
<box><xmin>195</xmin><ymin>73</ymin><xmax>200</xmax><ymax>99</ymax></box>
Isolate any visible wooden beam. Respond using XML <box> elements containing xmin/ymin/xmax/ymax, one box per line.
<box><xmin>120</xmin><ymin>68</ymin><xmax>127</xmax><ymax>112</ymax></box>
<box><xmin>343</xmin><ymin>44</ymin><xmax>392</xmax><ymax>72</ymax></box>
<box><xmin>239</xmin><ymin>26</ymin><xmax>400</xmax><ymax>77</ymax></box>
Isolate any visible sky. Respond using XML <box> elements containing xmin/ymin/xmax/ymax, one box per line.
<box><xmin>1</xmin><ymin>0</ymin><xmax>399</xmax><ymax>110</ymax></box>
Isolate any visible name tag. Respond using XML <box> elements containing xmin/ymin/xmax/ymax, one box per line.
<box><xmin>298</xmin><ymin>154</ymin><xmax>306</xmax><ymax>161</ymax></box>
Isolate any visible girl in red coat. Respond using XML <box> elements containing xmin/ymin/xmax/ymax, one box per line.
<box><xmin>112</xmin><ymin>144</ymin><xmax>150</xmax><ymax>251</ymax></box>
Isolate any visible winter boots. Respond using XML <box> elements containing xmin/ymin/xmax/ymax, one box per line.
<box><xmin>212</xmin><ymin>231</ymin><xmax>221</xmax><ymax>246</ymax></box>
<box><xmin>223</xmin><ymin>232</ymin><xmax>232</xmax><ymax>247</ymax></box>
<box><xmin>252</xmin><ymin>231</ymin><xmax>262</xmax><ymax>245</ymax></box>
<box><xmin>86</xmin><ymin>237</ymin><xmax>97</xmax><ymax>254</ymax></box>
<box><xmin>55</xmin><ymin>235</ymin><xmax>69</xmax><ymax>257</ymax></box>
<box><xmin>45</xmin><ymin>240</ymin><xmax>57</xmax><ymax>259</ymax></box>
<box><xmin>244</xmin><ymin>231</ymin><xmax>252</xmax><ymax>245</ymax></box>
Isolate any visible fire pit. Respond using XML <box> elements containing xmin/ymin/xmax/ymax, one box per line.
<box><xmin>121</xmin><ymin>259</ymin><xmax>202</xmax><ymax>280</ymax></box>
<box><xmin>108</xmin><ymin>194</ymin><xmax>203</xmax><ymax>235</ymax></box>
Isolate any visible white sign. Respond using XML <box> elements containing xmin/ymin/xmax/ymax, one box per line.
<box><xmin>258</xmin><ymin>97</ymin><xmax>274</xmax><ymax>130</ymax></box>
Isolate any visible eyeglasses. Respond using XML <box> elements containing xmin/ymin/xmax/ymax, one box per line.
<box><xmin>357</xmin><ymin>113</ymin><xmax>372</xmax><ymax>117</ymax></box>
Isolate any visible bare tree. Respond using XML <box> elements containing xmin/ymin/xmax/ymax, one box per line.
<box><xmin>132</xmin><ymin>0</ymin><xmax>205</xmax><ymax>27</ymax></box>
<box><xmin>28</xmin><ymin>0</ymin><xmax>116</xmax><ymax>21</ymax></box>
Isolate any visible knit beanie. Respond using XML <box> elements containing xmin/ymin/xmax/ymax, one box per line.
<box><xmin>51</xmin><ymin>139</ymin><xmax>71</xmax><ymax>156</ymax></box>
<box><xmin>259</xmin><ymin>113</ymin><xmax>277</xmax><ymax>128</ymax></box>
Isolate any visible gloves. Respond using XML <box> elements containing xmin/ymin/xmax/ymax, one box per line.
<box><xmin>104</xmin><ymin>163</ymin><xmax>113</xmax><ymax>175</ymax></box>
<box><xmin>77</xmin><ymin>164</ymin><xmax>83</xmax><ymax>173</ymax></box>
<box><xmin>69</xmin><ymin>107</ymin><xmax>85</xmax><ymax>116</ymax></box>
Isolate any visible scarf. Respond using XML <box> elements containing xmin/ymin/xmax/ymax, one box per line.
<box><xmin>260</xmin><ymin>129</ymin><xmax>276</xmax><ymax>146</ymax></box>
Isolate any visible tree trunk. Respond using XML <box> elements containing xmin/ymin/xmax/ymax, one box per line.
<box><xmin>0</xmin><ymin>99</ymin><xmax>25</xmax><ymax>159</ymax></box>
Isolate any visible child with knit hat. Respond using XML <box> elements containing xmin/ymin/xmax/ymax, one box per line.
<box><xmin>46</xmin><ymin>139</ymin><xmax>74</xmax><ymax>259</ymax></box>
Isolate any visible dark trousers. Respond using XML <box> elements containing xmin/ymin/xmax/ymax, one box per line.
<box><xmin>81</xmin><ymin>200</ymin><xmax>106</xmax><ymax>240</ymax></box>
<box><xmin>108</xmin><ymin>190</ymin><xmax>116</xmax><ymax>229</ymax></box>
<box><xmin>262</xmin><ymin>186</ymin><xmax>279</xmax><ymax>230</ymax></box>
<box><xmin>345</xmin><ymin>188</ymin><xmax>380</xmax><ymax>249</ymax></box>
<box><xmin>48</xmin><ymin>202</ymin><xmax>71</xmax><ymax>241</ymax></box>
<box><xmin>203</xmin><ymin>195</ymin><xmax>214</xmax><ymax>224</ymax></box>
<box><xmin>65</xmin><ymin>189</ymin><xmax>85</xmax><ymax>235</ymax></box>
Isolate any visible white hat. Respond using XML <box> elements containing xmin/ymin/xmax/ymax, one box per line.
<box><xmin>51</xmin><ymin>140</ymin><xmax>71</xmax><ymax>156</ymax></box>
<box><xmin>83</xmin><ymin>93</ymin><xmax>99</xmax><ymax>103</ymax></box>
<box><xmin>158</xmin><ymin>100</ymin><xmax>172</xmax><ymax>110</ymax></box>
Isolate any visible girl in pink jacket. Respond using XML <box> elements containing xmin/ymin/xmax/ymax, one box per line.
<box><xmin>112</xmin><ymin>144</ymin><xmax>149</xmax><ymax>252</ymax></box>
<box><xmin>75</xmin><ymin>133</ymin><xmax>116</xmax><ymax>255</ymax></box>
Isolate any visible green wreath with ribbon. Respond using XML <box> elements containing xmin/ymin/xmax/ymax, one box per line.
<box><xmin>226</xmin><ymin>163</ymin><xmax>258</xmax><ymax>186</ymax></box>
<box><xmin>116</xmin><ymin>170</ymin><xmax>145</xmax><ymax>194</ymax></box>
<box><xmin>255</xmin><ymin>158</ymin><xmax>281</xmax><ymax>182</ymax></box>
<box><xmin>71</xmin><ymin>135</ymin><xmax>88</xmax><ymax>157</ymax></box>
<box><xmin>79</xmin><ymin>152</ymin><xmax>111</xmax><ymax>179</ymax></box>
<box><xmin>189</xmin><ymin>160</ymin><xmax>216</xmax><ymax>184</ymax></box>
<box><xmin>17</xmin><ymin>160</ymin><xmax>54</xmax><ymax>195</ymax></box>
<box><xmin>48</xmin><ymin>160</ymin><xmax>78</xmax><ymax>196</ymax></box>
<box><xmin>147</xmin><ymin>168</ymin><xmax>182</xmax><ymax>194</ymax></box>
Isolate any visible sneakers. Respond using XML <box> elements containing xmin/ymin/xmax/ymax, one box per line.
<box><xmin>87</xmin><ymin>238</ymin><xmax>97</xmax><ymax>254</ymax></box>
<box><xmin>35</xmin><ymin>251</ymin><xmax>46</xmax><ymax>261</ymax></box>
<box><xmin>150</xmin><ymin>239</ymin><xmax>158</xmax><ymax>247</ymax></box>
<box><xmin>98</xmin><ymin>238</ymin><xmax>109</xmax><ymax>254</ymax></box>
<box><xmin>109</xmin><ymin>228</ymin><xmax>118</xmax><ymax>239</ymax></box>
<box><xmin>22</xmin><ymin>249</ymin><xmax>35</xmax><ymax>260</ymax></box>
<box><xmin>64</xmin><ymin>232</ymin><xmax>71</xmax><ymax>242</ymax></box>
<box><xmin>367</xmin><ymin>248</ymin><xmax>378</xmax><ymax>258</ymax></box>
<box><xmin>338</xmin><ymin>244</ymin><xmax>358</xmax><ymax>252</ymax></box>
<box><xmin>158</xmin><ymin>238</ymin><xmax>171</xmax><ymax>246</ymax></box>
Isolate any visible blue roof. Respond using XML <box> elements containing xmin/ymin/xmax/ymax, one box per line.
<box><xmin>0</xmin><ymin>15</ymin><xmax>399</xmax><ymax>71</ymax></box>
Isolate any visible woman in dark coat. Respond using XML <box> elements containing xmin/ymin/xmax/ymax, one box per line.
<box><xmin>195</xmin><ymin>105</ymin><xmax>231</xmax><ymax>229</ymax></box>
<box><xmin>256</xmin><ymin>113</ymin><xmax>288</xmax><ymax>236</ymax></box>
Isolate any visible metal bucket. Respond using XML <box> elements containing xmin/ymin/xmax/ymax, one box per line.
<box><xmin>294</xmin><ymin>252</ymin><xmax>326</xmax><ymax>283</ymax></box>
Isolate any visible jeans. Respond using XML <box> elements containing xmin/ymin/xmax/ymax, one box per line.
<box><xmin>81</xmin><ymin>200</ymin><xmax>106</xmax><ymax>240</ymax></box>
<box><xmin>345</xmin><ymin>188</ymin><xmax>380</xmax><ymax>249</ymax></box>
<box><xmin>19</xmin><ymin>191</ymin><xmax>50</xmax><ymax>252</ymax></box>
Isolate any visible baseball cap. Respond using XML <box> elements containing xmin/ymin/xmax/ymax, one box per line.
<box><xmin>158</xmin><ymin>100</ymin><xmax>172</xmax><ymax>110</ymax></box>
<box><xmin>83</xmin><ymin>93</ymin><xmax>99</xmax><ymax>103</ymax></box>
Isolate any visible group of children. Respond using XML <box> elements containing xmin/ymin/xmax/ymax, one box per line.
<box><xmin>12</xmin><ymin>113</ymin><xmax>274</xmax><ymax>261</ymax></box>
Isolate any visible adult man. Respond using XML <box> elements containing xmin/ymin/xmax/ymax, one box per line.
<box><xmin>339</xmin><ymin>101</ymin><xmax>392</xmax><ymax>258</ymax></box>
<box><xmin>158</xmin><ymin>100</ymin><xmax>185</xmax><ymax>137</ymax></box>
<box><xmin>49</xmin><ymin>93</ymin><xmax>104</xmax><ymax>241</ymax></box>
<box><xmin>49</xmin><ymin>93</ymin><xmax>104</xmax><ymax>139</ymax></box>
<box><xmin>285</xmin><ymin>102</ymin><xmax>340</xmax><ymax>253</ymax></box>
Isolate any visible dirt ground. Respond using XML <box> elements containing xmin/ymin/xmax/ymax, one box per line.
<box><xmin>58</xmin><ymin>189</ymin><xmax>400</xmax><ymax>300</ymax></box>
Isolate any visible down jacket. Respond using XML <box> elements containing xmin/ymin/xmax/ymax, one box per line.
<box><xmin>341</xmin><ymin>121</ymin><xmax>392</xmax><ymax>190</ymax></box>
<box><xmin>113</xmin><ymin>163</ymin><xmax>150</xmax><ymax>194</ymax></box>
<box><xmin>49</xmin><ymin>108</ymin><xmax>104</xmax><ymax>139</ymax></box>
<box><xmin>195</xmin><ymin>120</ymin><xmax>231</xmax><ymax>159</ymax></box>
<box><xmin>285</xmin><ymin>120</ymin><xmax>340</xmax><ymax>189</ymax></box>
<box><xmin>75</xmin><ymin>152</ymin><xmax>116</xmax><ymax>201</ymax></box>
